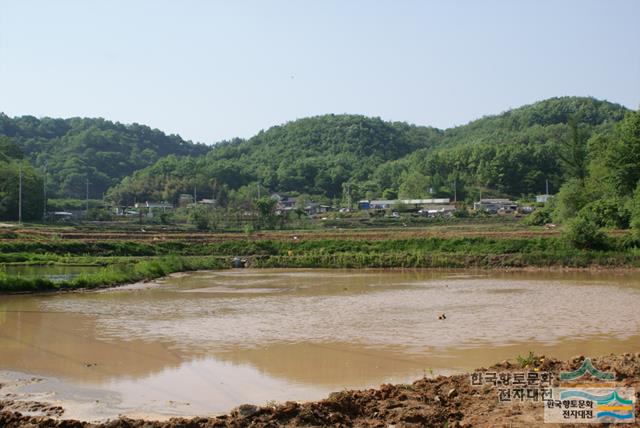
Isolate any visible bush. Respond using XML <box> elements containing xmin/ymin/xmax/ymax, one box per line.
<box><xmin>578</xmin><ymin>198</ymin><xmax>630</xmax><ymax>229</ymax></box>
<box><xmin>189</xmin><ymin>207</ymin><xmax>210</xmax><ymax>230</ymax></box>
<box><xmin>563</xmin><ymin>215</ymin><xmax>607</xmax><ymax>250</ymax></box>
<box><xmin>453</xmin><ymin>207</ymin><xmax>470</xmax><ymax>218</ymax></box>
<box><xmin>553</xmin><ymin>179</ymin><xmax>590</xmax><ymax>223</ymax></box>
<box><xmin>524</xmin><ymin>205</ymin><xmax>553</xmax><ymax>226</ymax></box>
<box><xmin>85</xmin><ymin>208</ymin><xmax>113</xmax><ymax>221</ymax></box>
<box><xmin>630</xmin><ymin>183</ymin><xmax>640</xmax><ymax>237</ymax></box>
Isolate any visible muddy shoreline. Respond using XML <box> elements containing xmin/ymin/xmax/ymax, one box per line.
<box><xmin>1</xmin><ymin>353</ymin><xmax>638</xmax><ymax>427</ymax></box>
<box><xmin>4</xmin><ymin>265</ymin><xmax>640</xmax><ymax>297</ymax></box>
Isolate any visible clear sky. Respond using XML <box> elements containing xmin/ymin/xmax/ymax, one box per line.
<box><xmin>1</xmin><ymin>0</ymin><xmax>638</xmax><ymax>144</ymax></box>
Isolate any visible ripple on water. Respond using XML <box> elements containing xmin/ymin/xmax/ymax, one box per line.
<box><xmin>38</xmin><ymin>270</ymin><xmax>640</xmax><ymax>352</ymax></box>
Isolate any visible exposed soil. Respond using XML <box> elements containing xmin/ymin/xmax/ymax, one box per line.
<box><xmin>0</xmin><ymin>224</ymin><xmax>565</xmax><ymax>244</ymax></box>
<box><xmin>1</xmin><ymin>353</ymin><xmax>638</xmax><ymax>427</ymax></box>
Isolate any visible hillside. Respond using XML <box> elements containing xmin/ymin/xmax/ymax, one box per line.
<box><xmin>0</xmin><ymin>114</ymin><xmax>210</xmax><ymax>199</ymax></box>
<box><xmin>108</xmin><ymin>115</ymin><xmax>443</xmax><ymax>205</ymax></box>
<box><xmin>107</xmin><ymin>97</ymin><xmax>629</xmax><ymax>206</ymax></box>
<box><xmin>440</xmin><ymin>96</ymin><xmax>627</xmax><ymax>148</ymax></box>
<box><xmin>0</xmin><ymin>97</ymin><xmax>632</xmax><ymax>212</ymax></box>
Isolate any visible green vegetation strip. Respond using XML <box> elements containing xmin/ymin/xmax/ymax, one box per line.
<box><xmin>1</xmin><ymin>233</ymin><xmax>640</xmax><ymax>294</ymax></box>
<box><xmin>0</xmin><ymin>256</ymin><xmax>227</xmax><ymax>293</ymax></box>
<box><xmin>1</xmin><ymin>235</ymin><xmax>639</xmax><ymax>258</ymax></box>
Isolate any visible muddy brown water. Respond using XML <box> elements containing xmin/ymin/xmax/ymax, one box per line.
<box><xmin>1</xmin><ymin>268</ymin><xmax>639</xmax><ymax>421</ymax></box>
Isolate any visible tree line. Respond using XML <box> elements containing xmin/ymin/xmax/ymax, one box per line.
<box><xmin>1</xmin><ymin>96</ymin><xmax>639</xmax><ymax>235</ymax></box>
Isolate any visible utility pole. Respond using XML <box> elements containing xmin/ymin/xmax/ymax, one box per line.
<box><xmin>85</xmin><ymin>178</ymin><xmax>89</xmax><ymax>212</ymax></box>
<box><xmin>545</xmin><ymin>179</ymin><xmax>549</xmax><ymax>195</ymax></box>
<box><xmin>18</xmin><ymin>164</ymin><xmax>22</xmax><ymax>224</ymax></box>
<box><xmin>454</xmin><ymin>178</ymin><xmax>457</xmax><ymax>203</ymax></box>
<box><xmin>193</xmin><ymin>164</ymin><xmax>198</xmax><ymax>205</ymax></box>
<box><xmin>43</xmin><ymin>162</ymin><xmax>47</xmax><ymax>220</ymax></box>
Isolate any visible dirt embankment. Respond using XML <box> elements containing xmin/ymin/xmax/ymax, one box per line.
<box><xmin>1</xmin><ymin>353</ymin><xmax>639</xmax><ymax>427</ymax></box>
<box><xmin>1</xmin><ymin>224</ymin><xmax>564</xmax><ymax>244</ymax></box>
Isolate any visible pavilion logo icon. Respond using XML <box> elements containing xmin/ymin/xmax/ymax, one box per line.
<box><xmin>559</xmin><ymin>358</ymin><xmax>615</xmax><ymax>382</ymax></box>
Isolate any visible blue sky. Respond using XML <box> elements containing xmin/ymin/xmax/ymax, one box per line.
<box><xmin>1</xmin><ymin>0</ymin><xmax>638</xmax><ymax>144</ymax></box>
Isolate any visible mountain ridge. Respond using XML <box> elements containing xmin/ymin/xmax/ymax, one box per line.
<box><xmin>0</xmin><ymin>96</ymin><xmax>632</xmax><ymax>206</ymax></box>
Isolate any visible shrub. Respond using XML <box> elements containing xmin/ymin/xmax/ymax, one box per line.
<box><xmin>524</xmin><ymin>206</ymin><xmax>553</xmax><ymax>226</ymax></box>
<box><xmin>189</xmin><ymin>207</ymin><xmax>210</xmax><ymax>230</ymax></box>
<box><xmin>85</xmin><ymin>208</ymin><xmax>113</xmax><ymax>221</ymax></box>
<box><xmin>578</xmin><ymin>198</ymin><xmax>630</xmax><ymax>229</ymax></box>
<box><xmin>553</xmin><ymin>179</ymin><xmax>590</xmax><ymax>223</ymax></box>
<box><xmin>630</xmin><ymin>183</ymin><xmax>640</xmax><ymax>237</ymax></box>
<box><xmin>563</xmin><ymin>215</ymin><xmax>607</xmax><ymax>250</ymax></box>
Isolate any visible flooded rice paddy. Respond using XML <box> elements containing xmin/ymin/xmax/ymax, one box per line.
<box><xmin>1</xmin><ymin>268</ymin><xmax>639</xmax><ymax>420</ymax></box>
<box><xmin>2</xmin><ymin>264</ymin><xmax>103</xmax><ymax>282</ymax></box>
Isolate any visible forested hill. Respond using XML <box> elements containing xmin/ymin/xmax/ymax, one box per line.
<box><xmin>439</xmin><ymin>96</ymin><xmax>628</xmax><ymax>148</ymax></box>
<box><xmin>0</xmin><ymin>114</ymin><xmax>210</xmax><ymax>199</ymax></box>
<box><xmin>0</xmin><ymin>96</ymin><xmax>632</xmax><ymax>211</ymax></box>
<box><xmin>107</xmin><ymin>96</ymin><xmax>630</xmax><ymax>206</ymax></box>
<box><xmin>107</xmin><ymin>115</ymin><xmax>442</xmax><ymax>205</ymax></box>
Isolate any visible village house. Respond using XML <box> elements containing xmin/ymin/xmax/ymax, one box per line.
<box><xmin>361</xmin><ymin>198</ymin><xmax>451</xmax><ymax>210</ymax></box>
<box><xmin>197</xmin><ymin>198</ymin><xmax>216</xmax><ymax>209</ymax></box>
<box><xmin>271</xmin><ymin>193</ymin><xmax>298</xmax><ymax>214</ymax></box>
<box><xmin>133</xmin><ymin>201</ymin><xmax>174</xmax><ymax>217</ymax></box>
<box><xmin>473</xmin><ymin>198</ymin><xmax>518</xmax><ymax>213</ymax></box>
<box><xmin>418</xmin><ymin>204</ymin><xmax>457</xmax><ymax>218</ymax></box>
<box><xmin>178</xmin><ymin>194</ymin><xmax>194</xmax><ymax>207</ymax></box>
<box><xmin>536</xmin><ymin>194</ymin><xmax>553</xmax><ymax>203</ymax></box>
<box><xmin>304</xmin><ymin>203</ymin><xmax>333</xmax><ymax>216</ymax></box>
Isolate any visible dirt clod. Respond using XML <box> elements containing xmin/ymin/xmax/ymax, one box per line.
<box><xmin>1</xmin><ymin>353</ymin><xmax>639</xmax><ymax>427</ymax></box>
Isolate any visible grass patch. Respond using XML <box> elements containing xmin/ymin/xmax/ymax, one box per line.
<box><xmin>0</xmin><ymin>256</ymin><xmax>227</xmax><ymax>293</ymax></box>
<box><xmin>516</xmin><ymin>351</ymin><xmax>538</xmax><ymax>368</ymax></box>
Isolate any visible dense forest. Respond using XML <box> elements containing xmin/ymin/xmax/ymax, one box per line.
<box><xmin>1</xmin><ymin>96</ymin><xmax>639</xmax><ymax>232</ymax></box>
<box><xmin>106</xmin><ymin>97</ymin><xmax>629</xmax><ymax>206</ymax></box>
<box><xmin>0</xmin><ymin>114</ymin><xmax>209</xmax><ymax>200</ymax></box>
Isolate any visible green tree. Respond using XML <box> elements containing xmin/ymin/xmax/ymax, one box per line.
<box><xmin>189</xmin><ymin>206</ymin><xmax>211</xmax><ymax>231</ymax></box>
<box><xmin>563</xmin><ymin>214</ymin><xmax>607</xmax><ymax>250</ymax></box>
<box><xmin>255</xmin><ymin>197</ymin><xmax>277</xmax><ymax>229</ymax></box>
<box><xmin>0</xmin><ymin>136</ymin><xmax>23</xmax><ymax>160</ymax></box>
<box><xmin>0</xmin><ymin>161</ymin><xmax>44</xmax><ymax>221</ymax></box>
<box><xmin>398</xmin><ymin>171</ymin><xmax>429</xmax><ymax>198</ymax></box>
<box><xmin>557</xmin><ymin>117</ymin><xmax>588</xmax><ymax>181</ymax></box>
<box><xmin>603</xmin><ymin>110</ymin><xmax>640</xmax><ymax>196</ymax></box>
<box><xmin>553</xmin><ymin>179</ymin><xmax>591</xmax><ymax>223</ymax></box>
<box><xmin>578</xmin><ymin>198</ymin><xmax>630</xmax><ymax>229</ymax></box>
<box><xmin>630</xmin><ymin>183</ymin><xmax>640</xmax><ymax>237</ymax></box>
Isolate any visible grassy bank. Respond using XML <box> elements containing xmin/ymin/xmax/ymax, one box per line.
<box><xmin>1</xmin><ymin>235</ymin><xmax>639</xmax><ymax>261</ymax></box>
<box><xmin>1</xmin><ymin>232</ymin><xmax>639</xmax><ymax>293</ymax></box>
<box><xmin>0</xmin><ymin>256</ymin><xmax>227</xmax><ymax>293</ymax></box>
<box><xmin>2</xmin><ymin>234</ymin><xmax>638</xmax><ymax>256</ymax></box>
<box><xmin>251</xmin><ymin>250</ymin><xmax>640</xmax><ymax>269</ymax></box>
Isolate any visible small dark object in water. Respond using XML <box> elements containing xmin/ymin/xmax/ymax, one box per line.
<box><xmin>232</xmin><ymin>257</ymin><xmax>247</xmax><ymax>268</ymax></box>
<box><xmin>438</xmin><ymin>313</ymin><xmax>446</xmax><ymax>320</ymax></box>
